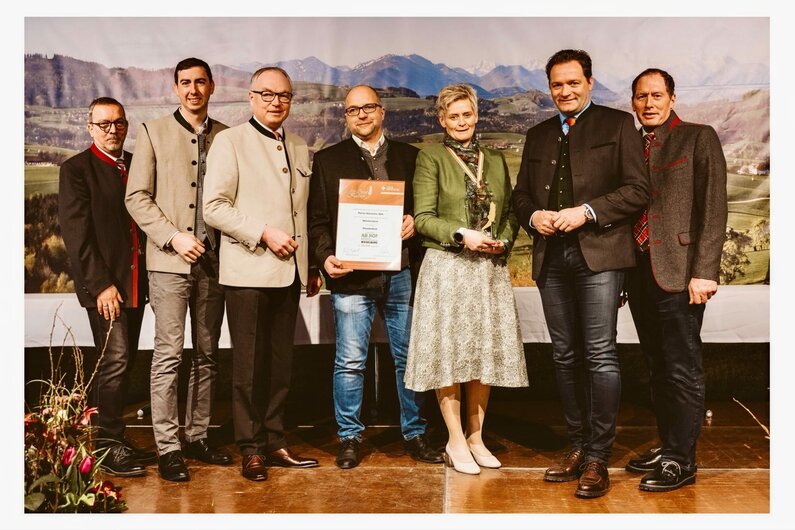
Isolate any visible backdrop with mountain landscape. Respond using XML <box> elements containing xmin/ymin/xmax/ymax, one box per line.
<box><xmin>23</xmin><ymin>17</ymin><xmax>770</xmax><ymax>293</ymax></box>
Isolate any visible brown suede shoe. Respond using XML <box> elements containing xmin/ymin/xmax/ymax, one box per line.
<box><xmin>544</xmin><ymin>448</ymin><xmax>585</xmax><ymax>482</ymax></box>
<box><xmin>575</xmin><ymin>461</ymin><xmax>610</xmax><ymax>498</ymax></box>
<box><xmin>241</xmin><ymin>454</ymin><xmax>268</xmax><ymax>481</ymax></box>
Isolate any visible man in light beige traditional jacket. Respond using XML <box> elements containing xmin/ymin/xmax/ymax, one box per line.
<box><xmin>125</xmin><ymin>58</ymin><xmax>232</xmax><ymax>483</ymax></box>
<box><xmin>203</xmin><ymin>66</ymin><xmax>321</xmax><ymax>482</ymax></box>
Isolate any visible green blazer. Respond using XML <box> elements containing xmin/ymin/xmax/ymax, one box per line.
<box><xmin>413</xmin><ymin>144</ymin><xmax>519</xmax><ymax>255</ymax></box>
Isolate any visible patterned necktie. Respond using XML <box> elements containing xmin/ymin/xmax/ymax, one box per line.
<box><xmin>633</xmin><ymin>132</ymin><xmax>656</xmax><ymax>250</ymax></box>
<box><xmin>115</xmin><ymin>158</ymin><xmax>126</xmax><ymax>175</ymax></box>
<box><xmin>274</xmin><ymin>130</ymin><xmax>282</xmax><ymax>141</ymax></box>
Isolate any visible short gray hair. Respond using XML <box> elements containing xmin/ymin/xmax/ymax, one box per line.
<box><xmin>88</xmin><ymin>97</ymin><xmax>124</xmax><ymax>122</ymax></box>
<box><xmin>249</xmin><ymin>66</ymin><xmax>293</xmax><ymax>92</ymax></box>
<box><xmin>436</xmin><ymin>83</ymin><xmax>478</xmax><ymax>119</ymax></box>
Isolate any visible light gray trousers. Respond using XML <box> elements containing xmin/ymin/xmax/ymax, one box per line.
<box><xmin>148</xmin><ymin>249</ymin><xmax>225</xmax><ymax>455</ymax></box>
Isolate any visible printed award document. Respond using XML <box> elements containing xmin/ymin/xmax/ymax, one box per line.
<box><xmin>335</xmin><ymin>178</ymin><xmax>404</xmax><ymax>270</ymax></box>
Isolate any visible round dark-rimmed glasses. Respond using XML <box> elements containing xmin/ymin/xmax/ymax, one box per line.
<box><xmin>344</xmin><ymin>103</ymin><xmax>382</xmax><ymax>117</ymax></box>
<box><xmin>250</xmin><ymin>90</ymin><xmax>293</xmax><ymax>104</ymax></box>
<box><xmin>89</xmin><ymin>119</ymin><xmax>128</xmax><ymax>133</ymax></box>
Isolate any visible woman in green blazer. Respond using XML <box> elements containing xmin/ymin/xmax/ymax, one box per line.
<box><xmin>405</xmin><ymin>84</ymin><xmax>528</xmax><ymax>475</ymax></box>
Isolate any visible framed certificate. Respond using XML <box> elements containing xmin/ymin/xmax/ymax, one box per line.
<box><xmin>335</xmin><ymin>179</ymin><xmax>404</xmax><ymax>271</ymax></box>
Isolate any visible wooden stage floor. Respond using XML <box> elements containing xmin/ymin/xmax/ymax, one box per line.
<box><xmin>112</xmin><ymin>398</ymin><xmax>770</xmax><ymax>515</ymax></box>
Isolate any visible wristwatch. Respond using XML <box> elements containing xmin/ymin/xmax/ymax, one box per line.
<box><xmin>583</xmin><ymin>205</ymin><xmax>594</xmax><ymax>223</ymax></box>
<box><xmin>453</xmin><ymin>228</ymin><xmax>466</xmax><ymax>245</ymax></box>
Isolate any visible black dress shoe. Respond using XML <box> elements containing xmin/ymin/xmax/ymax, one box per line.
<box><xmin>158</xmin><ymin>450</ymin><xmax>190</xmax><ymax>482</ymax></box>
<box><xmin>183</xmin><ymin>438</ymin><xmax>233</xmax><ymax>465</ymax></box>
<box><xmin>265</xmin><ymin>447</ymin><xmax>319</xmax><ymax>468</ymax></box>
<box><xmin>122</xmin><ymin>436</ymin><xmax>157</xmax><ymax>465</ymax></box>
<box><xmin>404</xmin><ymin>435</ymin><xmax>444</xmax><ymax>464</ymax></box>
<box><xmin>335</xmin><ymin>438</ymin><xmax>360</xmax><ymax>469</ymax></box>
<box><xmin>98</xmin><ymin>443</ymin><xmax>147</xmax><ymax>477</ymax></box>
<box><xmin>639</xmin><ymin>460</ymin><xmax>696</xmax><ymax>492</ymax></box>
<box><xmin>575</xmin><ymin>461</ymin><xmax>610</xmax><ymax>498</ymax></box>
<box><xmin>544</xmin><ymin>448</ymin><xmax>585</xmax><ymax>482</ymax></box>
<box><xmin>242</xmin><ymin>454</ymin><xmax>268</xmax><ymax>481</ymax></box>
<box><xmin>626</xmin><ymin>446</ymin><xmax>663</xmax><ymax>473</ymax></box>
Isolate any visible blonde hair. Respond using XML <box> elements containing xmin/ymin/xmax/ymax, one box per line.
<box><xmin>436</xmin><ymin>83</ymin><xmax>478</xmax><ymax>119</ymax></box>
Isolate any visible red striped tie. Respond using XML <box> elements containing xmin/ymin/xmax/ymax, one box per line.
<box><xmin>633</xmin><ymin>132</ymin><xmax>655</xmax><ymax>250</ymax></box>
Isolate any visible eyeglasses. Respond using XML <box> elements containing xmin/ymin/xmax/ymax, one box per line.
<box><xmin>250</xmin><ymin>90</ymin><xmax>293</xmax><ymax>103</ymax></box>
<box><xmin>344</xmin><ymin>103</ymin><xmax>382</xmax><ymax>117</ymax></box>
<box><xmin>89</xmin><ymin>119</ymin><xmax>128</xmax><ymax>133</ymax></box>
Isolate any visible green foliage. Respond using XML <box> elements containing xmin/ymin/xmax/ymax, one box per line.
<box><xmin>721</xmin><ymin>227</ymin><xmax>754</xmax><ymax>284</ymax></box>
<box><xmin>24</xmin><ymin>193</ymin><xmax>73</xmax><ymax>294</ymax></box>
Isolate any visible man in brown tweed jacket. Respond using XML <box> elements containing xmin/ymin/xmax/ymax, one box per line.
<box><xmin>624</xmin><ymin>68</ymin><xmax>728</xmax><ymax>493</ymax></box>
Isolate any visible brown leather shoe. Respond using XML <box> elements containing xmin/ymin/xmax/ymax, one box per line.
<box><xmin>544</xmin><ymin>448</ymin><xmax>585</xmax><ymax>482</ymax></box>
<box><xmin>241</xmin><ymin>454</ymin><xmax>268</xmax><ymax>481</ymax></box>
<box><xmin>575</xmin><ymin>461</ymin><xmax>610</xmax><ymax>498</ymax></box>
<box><xmin>265</xmin><ymin>447</ymin><xmax>319</xmax><ymax>468</ymax></box>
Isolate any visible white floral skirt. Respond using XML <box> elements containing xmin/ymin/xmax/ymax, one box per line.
<box><xmin>404</xmin><ymin>248</ymin><xmax>529</xmax><ymax>392</ymax></box>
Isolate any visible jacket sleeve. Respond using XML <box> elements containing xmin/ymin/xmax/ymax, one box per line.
<box><xmin>587</xmin><ymin>113</ymin><xmax>649</xmax><ymax>226</ymax></box>
<box><xmin>413</xmin><ymin>149</ymin><xmax>461</xmax><ymax>245</ymax></box>
<box><xmin>58</xmin><ymin>160</ymin><xmax>113</xmax><ymax>299</ymax></box>
<box><xmin>125</xmin><ymin>124</ymin><xmax>180</xmax><ymax>248</ymax></box>
<box><xmin>512</xmin><ymin>128</ymin><xmax>541</xmax><ymax>236</ymax></box>
<box><xmin>308</xmin><ymin>153</ymin><xmax>336</xmax><ymax>272</ymax></box>
<box><xmin>494</xmin><ymin>153</ymin><xmax>519</xmax><ymax>253</ymax></box>
<box><xmin>691</xmin><ymin>126</ymin><xmax>728</xmax><ymax>281</ymax></box>
<box><xmin>202</xmin><ymin>132</ymin><xmax>266</xmax><ymax>251</ymax></box>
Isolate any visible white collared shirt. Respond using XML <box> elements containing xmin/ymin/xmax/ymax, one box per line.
<box><xmin>352</xmin><ymin>133</ymin><xmax>385</xmax><ymax>157</ymax></box>
<box><xmin>178</xmin><ymin>107</ymin><xmax>209</xmax><ymax>134</ymax></box>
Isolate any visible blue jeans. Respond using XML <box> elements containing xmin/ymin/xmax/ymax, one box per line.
<box><xmin>626</xmin><ymin>252</ymin><xmax>705</xmax><ymax>469</ymax></box>
<box><xmin>331</xmin><ymin>267</ymin><xmax>426</xmax><ymax>441</ymax></box>
<box><xmin>537</xmin><ymin>236</ymin><xmax>624</xmax><ymax>464</ymax></box>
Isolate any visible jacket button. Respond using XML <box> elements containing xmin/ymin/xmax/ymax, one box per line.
<box><xmin>291</xmin><ymin>188</ymin><xmax>296</xmax><ymax>193</ymax></box>
<box><xmin>191</xmin><ymin>182</ymin><xmax>197</xmax><ymax>187</ymax></box>
<box><xmin>187</xmin><ymin>227</ymin><xmax>193</xmax><ymax>231</ymax></box>
<box><xmin>282</xmin><ymin>167</ymin><xmax>289</xmax><ymax>173</ymax></box>
<box><xmin>191</xmin><ymin>139</ymin><xmax>197</xmax><ymax>144</ymax></box>
<box><xmin>192</xmin><ymin>160</ymin><xmax>198</xmax><ymax>165</ymax></box>
<box><xmin>558</xmin><ymin>137</ymin><xmax>562</xmax><ymax>142</ymax></box>
<box><xmin>293</xmin><ymin>211</ymin><xmax>298</xmax><ymax>217</ymax></box>
<box><xmin>551</xmin><ymin>160</ymin><xmax>556</xmax><ymax>165</ymax></box>
<box><xmin>277</xmin><ymin>145</ymin><xmax>283</xmax><ymax>151</ymax></box>
<box><xmin>189</xmin><ymin>203</ymin><xmax>195</xmax><ymax>209</ymax></box>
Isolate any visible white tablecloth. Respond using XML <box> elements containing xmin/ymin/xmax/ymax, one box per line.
<box><xmin>25</xmin><ymin>285</ymin><xmax>769</xmax><ymax>348</ymax></box>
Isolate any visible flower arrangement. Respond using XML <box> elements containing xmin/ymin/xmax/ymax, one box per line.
<box><xmin>24</xmin><ymin>310</ymin><xmax>128</xmax><ymax>513</ymax></box>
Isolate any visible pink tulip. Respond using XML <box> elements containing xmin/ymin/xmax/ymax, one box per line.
<box><xmin>62</xmin><ymin>446</ymin><xmax>77</xmax><ymax>466</ymax></box>
<box><xmin>79</xmin><ymin>455</ymin><xmax>93</xmax><ymax>475</ymax></box>
<box><xmin>80</xmin><ymin>407</ymin><xmax>98</xmax><ymax>426</ymax></box>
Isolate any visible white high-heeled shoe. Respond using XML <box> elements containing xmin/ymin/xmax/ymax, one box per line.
<box><xmin>443</xmin><ymin>443</ymin><xmax>480</xmax><ymax>475</ymax></box>
<box><xmin>468</xmin><ymin>444</ymin><xmax>502</xmax><ymax>469</ymax></box>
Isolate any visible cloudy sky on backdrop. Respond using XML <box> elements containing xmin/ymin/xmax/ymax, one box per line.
<box><xmin>25</xmin><ymin>17</ymin><xmax>768</xmax><ymax>86</ymax></box>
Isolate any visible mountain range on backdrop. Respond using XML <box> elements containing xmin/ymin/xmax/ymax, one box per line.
<box><xmin>24</xmin><ymin>53</ymin><xmax>769</xmax><ymax>108</ymax></box>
